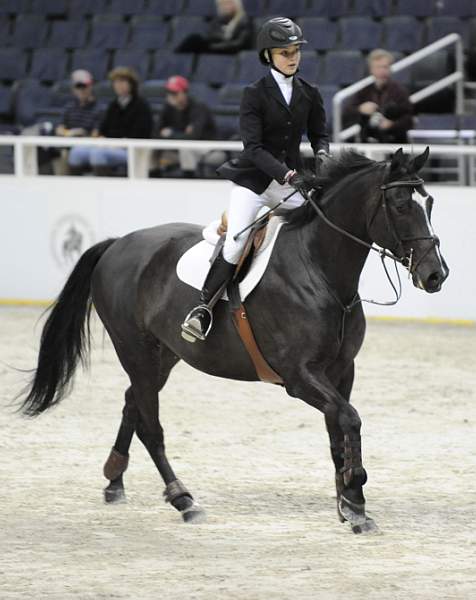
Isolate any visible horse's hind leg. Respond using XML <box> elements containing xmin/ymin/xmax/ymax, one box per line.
<box><xmin>103</xmin><ymin>386</ymin><xmax>138</xmax><ymax>503</ymax></box>
<box><xmin>129</xmin><ymin>342</ymin><xmax>205</xmax><ymax>523</ymax></box>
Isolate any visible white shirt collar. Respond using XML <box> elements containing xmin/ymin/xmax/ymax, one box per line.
<box><xmin>270</xmin><ymin>69</ymin><xmax>293</xmax><ymax>86</ymax></box>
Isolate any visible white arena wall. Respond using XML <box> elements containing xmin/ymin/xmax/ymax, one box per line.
<box><xmin>0</xmin><ymin>175</ymin><xmax>474</xmax><ymax>323</ymax></box>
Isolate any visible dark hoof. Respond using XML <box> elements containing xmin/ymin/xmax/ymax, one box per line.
<box><xmin>351</xmin><ymin>517</ymin><xmax>379</xmax><ymax>535</ymax></box>
<box><xmin>181</xmin><ymin>502</ymin><xmax>206</xmax><ymax>524</ymax></box>
<box><xmin>338</xmin><ymin>495</ymin><xmax>379</xmax><ymax>534</ymax></box>
<box><xmin>104</xmin><ymin>483</ymin><xmax>126</xmax><ymax>504</ymax></box>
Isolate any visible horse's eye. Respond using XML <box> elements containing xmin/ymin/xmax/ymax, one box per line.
<box><xmin>395</xmin><ymin>199</ymin><xmax>410</xmax><ymax>214</ymax></box>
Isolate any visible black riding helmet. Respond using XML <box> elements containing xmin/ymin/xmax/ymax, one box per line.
<box><xmin>257</xmin><ymin>17</ymin><xmax>307</xmax><ymax>66</ymax></box>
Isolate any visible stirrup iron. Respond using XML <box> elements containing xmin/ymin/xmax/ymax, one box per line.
<box><xmin>181</xmin><ymin>304</ymin><xmax>213</xmax><ymax>343</ymax></box>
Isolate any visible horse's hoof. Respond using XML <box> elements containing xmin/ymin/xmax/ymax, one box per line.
<box><xmin>352</xmin><ymin>517</ymin><xmax>379</xmax><ymax>535</ymax></box>
<box><xmin>104</xmin><ymin>485</ymin><xmax>126</xmax><ymax>504</ymax></box>
<box><xmin>181</xmin><ymin>502</ymin><xmax>206</xmax><ymax>524</ymax></box>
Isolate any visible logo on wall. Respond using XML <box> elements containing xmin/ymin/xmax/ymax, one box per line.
<box><xmin>51</xmin><ymin>214</ymin><xmax>95</xmax><ymax>269</ymax></box>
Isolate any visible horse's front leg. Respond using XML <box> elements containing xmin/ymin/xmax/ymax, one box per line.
<box><xmin>287</xmin><ymin>370</ymin><xmax>378</xmax><ymax>534</ymax></box>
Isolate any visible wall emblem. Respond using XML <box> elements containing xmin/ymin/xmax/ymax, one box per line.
<box><xmin>51</xmin><ymin>214</ymin><xmax>95</xmax><ymax>269</ymax></box>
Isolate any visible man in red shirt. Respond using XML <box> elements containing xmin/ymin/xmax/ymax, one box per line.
<box><xmin>343</xmin><ymin>49</ymin><xmax>413</xmax><ymax>143</ymax></box>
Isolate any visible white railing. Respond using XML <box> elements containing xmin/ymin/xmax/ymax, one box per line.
<box><xmin>332</xmin><ymin>34</ymin><xmax>465</xmax><ymax>143</ymax></box>
<box><xmin>1</xmin><ymin>135</ymin><xmax>476</xmax><ymax>185</ymax></box>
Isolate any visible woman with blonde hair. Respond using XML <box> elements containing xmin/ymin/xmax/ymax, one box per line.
<box><xmin>176</xmin><ymin>0</ymin><xmax>253</xmax><ymax>54</ymax></box>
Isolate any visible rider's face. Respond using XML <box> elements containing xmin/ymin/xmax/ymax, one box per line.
<box><xmin>270</xmin><ymin>45</ymin><xmax>301</xmax><ymax>76</ymax></box>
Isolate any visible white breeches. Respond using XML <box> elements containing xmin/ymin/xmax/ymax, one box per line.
<box><xmin>222</xmin><ymin>181</ymin><xmax>306</xmax><ymax>264</ymax></box>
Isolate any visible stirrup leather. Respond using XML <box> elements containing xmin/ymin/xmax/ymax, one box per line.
<box><xmin>181</xmin><ymin>304</ymin><xmax>213</xmax><ymax>342</ymax></box>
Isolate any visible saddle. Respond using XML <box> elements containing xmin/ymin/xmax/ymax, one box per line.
<box><xmin>215</xmin><ymin>211</ymin><xmax>283</xmax><ymax>386</ymax></box>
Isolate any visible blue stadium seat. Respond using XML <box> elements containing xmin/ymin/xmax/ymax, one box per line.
<box><xmin>394</xmin><ymin>0</ymin><xmax>434</xmax><ymax>18</ymax></box>
<box><xmin>189</xmin><ymin>82</ymin><xmax>219</xmax><ymax>108</ymax></box>
<box><xmin>304</xmin><ymin>0</ymin><xmax>350</xmax><ymax>18</ymax></box>
<box><xmin>242</xmin><ymin>0</ymin><xmax>267</xmax><ymax>17</ymax></box>
<box><xmin>318</xmin><ymin>84</ymin><xmax>338</xmax><ymax>121</ymax></box>
<box><xmin>145</xmin><ymin>0</ymin><xmax>186</xmax><ymax>17</ymax></box>
<box><xmin>383</xmin><ymin>17</ymin><xmax>424</xmax><ymax>53</ymax></box>
<box><xmin>460</xmin><ymin>114</ymin><xmax>476</xmax><ymax>128</ymax></box>
<box><xmin>30</xmin><ymin>48</ymin><xmax>68</xmax><ymax>83</ymax></box>
<box><xmin>233</xmin><ymin>50</ymin><xmax>268</xmax><ymax>83</ymax></box>
<box><xmin>0</xmin><ymin>15</ymin><xmax>10</xmax><ymax>45</ymax></box>
<box><xmin>297</xmin><ymin>51</ymin><xmax>319</xmax><ymax>83</ymax></box>
<box><xmin>112</xmin><ymin>49</ymin><xmax>151</xmax><ymax>80</ymax></box>
<box><xmin>0</xmin><ymin>0</ymin><xmax>29</xmax><ymax>15</ymax></box>
<box><xmin>415</xmin><ymin>114</ymin><xmax>457</xmax><ymax>129</ymax></box>
<box><xmin>169</xmin><ymin>17</ymin><xmax>208</xmax><ymax>49</ymax></box>
<box><xmin>50</xmin><ymin>79</ymin><xmax>73</xmax><ymax>108</ymax></box>
<box><xmin>296</xmin><ymin>18</ymin><xmax>337</xmax><ymax>50</ymax></box>
<box><xmin>193</xmin><ymin>54</ymin><xmax>237</xmax><ymax>85</ymax></box>
<box><xmin>427</xmin><ymin>17</ymin><xmax>468</xmax><ymax>45</ymax></box>
<box><xmin>13</xmin><ymin>78</ymin><xmax>52</xmax><ymax>126</ymax></box>
<box><xmin>92</xmin><ymin>80</ymin><xmax>115</xmax><ymax>110</ymax></box>
<box><xmin>218</xmin><ymin>83</ymin><xmax>244</xmax><ymax>110</ymax></box>
<box><xmin>150</xmin><ymin>50</ymin><xmax>194</xmax><ymax>80</ymax></box>
<box><xmin>214</xmin><ymin>114</ymin><xmax>239</xmax><ymax>139</ymax></box>
<box><xmin>182</xmin><ymin>0</ymin><xmax>216</xmax><ymax>17</ymax></box>
<box><xmin>321</xmin><ymin>50</ymin><xmax>365</xmax><ymax>86</ymax></box>
<box><xmin>390</xmin><ymin>52</ymin><xmax>412</xmax><ymax>85</ymax></box>
<box><xmin>29</xmin><ymin>0</ymin><xmax>68</xmax><ymax>17</ymax></box>
<box><xmin>436</xmin><ymin>0</ymin><xmax>473</xmax><ymax>17</ymax></box>
<box><xmin>90</xmin><ymin>15</ymin><xmax>129</xmax><ymax>50</ymax></box>
<box><xmin>0</xmin><ymin>48</ymin><xmax>29</xmax><ymax>81</ymax></box>
<box><xmin>129</xmin><ymin>16</ymin><xmax>169</xmax><ymax>50</ymax></box>
<box><xmin>340</xmin><ymin>17</ymin><xmax>382</xmax><ymax>51</ymax></box>
<box><xmin>68</xmin><ymin>0</ymin><xmax>107</xmax><ymax>17</ymax></box>
<box><xmin>11</xmin><ymin>15</ymin><xmax>48</xmax><ymax>49</ymax></box>
<box><xmin>140</xmin><ymin>79</ymin><xmax>166</xmax><ymax>112</ymax></box>
<box><xmin>107</xmin><ymin>0</ymin><xmax>147</xmax><ymax>17</ymax></box>
<box><xmin>266</xmin><ymin>0</ymin><xmax>309</xmax><ymax>18</ymax></box>
<box><xmin>48</xmin><ymin>20</ymin><xmax>89</xmax><ymax>49</ymax></box>
<box><xmin>71</xmin><ymin>49</ymin><xmax>110</xmax><ymax>81</ymax></box>
<box><xmin>0</xmin><ymin>83</ymin><xmax>12</xmax><ymax>118</ymax></box>
<box><xmin>410</xmin><ymin>50</ymin><xmax>450</xmax><ymax>88</ymax></box>
<box><xmin>351</xmin><ymin>0</ymin><xmax>392</xmax><ymax>17</ymax></box>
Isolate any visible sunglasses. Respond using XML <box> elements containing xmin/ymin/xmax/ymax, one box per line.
<box><xmin>73</xmin><ymin>83</ymin><xmax>88</xmax><ymax>89</ymax></box>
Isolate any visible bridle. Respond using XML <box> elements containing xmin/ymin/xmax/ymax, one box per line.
<box><xmin>306</xmin><ymin>175</ymin><xmax>440</xmax><ymax>277</ymax></box>
<box><xmin>302</xmin><ymin>174</ymin><xmax>441</xmax><ymax>338</ymax></box>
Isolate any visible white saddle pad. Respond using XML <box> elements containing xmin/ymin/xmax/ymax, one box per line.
<box><xmin>176</xmin><ymin>216</ymin><xmax>284</xmax><ymax>301</ymax></box>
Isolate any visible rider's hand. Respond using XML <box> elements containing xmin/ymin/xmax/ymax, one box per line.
<box><xmin>286</xmin><ymin>170</ymin><xmax>310</xmax><ymax>196</ymax></box>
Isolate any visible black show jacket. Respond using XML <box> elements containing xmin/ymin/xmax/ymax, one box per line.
<box><xmin>217</xmin><ymin>73</ymin><xmax>329</xmax><ymax>194</ymax></box>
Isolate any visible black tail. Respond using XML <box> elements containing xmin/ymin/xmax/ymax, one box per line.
<box><xmin>20</xmin><ymin>239</ymin><xmax>117</xmax><ymax>416</ymax></box>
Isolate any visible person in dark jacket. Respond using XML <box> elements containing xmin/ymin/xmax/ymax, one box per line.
<box><xmin>181</xmin><ymin>17</ymin><xmax>330</xmax><ymax>342</ymax></box>
<box><xmin>70</xmin><ymin>67</ymin><xmax>153</xmax><ymax>176</ymax></box>
<box><xmin>176</xmin><ymin>0</ymin><xmax>253</xmax><ymax>54</ymax></box>
<box><xmin>343</xmin><ymin>49</ymin><xmax>413</xmax><ymax>143</ymax></box>
<box><xmin>156</xmin><ymin>75</ymin><xmax>217</xmax><ymax>176</ymax></box>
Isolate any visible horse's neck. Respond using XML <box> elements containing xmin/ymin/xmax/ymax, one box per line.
<box><xmin>302</xmin><ymin>186</ymin><xmax>374</xmax><ymax>304</ymax></box>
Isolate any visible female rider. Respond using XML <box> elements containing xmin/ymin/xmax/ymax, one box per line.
<box><xmin>182</xmin><ymin>17</ymin><xmax>330</xmax><ymax>342</ymax></box>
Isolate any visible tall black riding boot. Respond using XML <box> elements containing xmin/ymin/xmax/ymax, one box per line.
<box><xmin>181</xmin><ymin>253</ymin><xmax>236</xmax><ymax>342</ymax></box>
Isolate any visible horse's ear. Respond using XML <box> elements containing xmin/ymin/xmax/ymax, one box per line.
<box><xmin>410</xmin><ymin>146</ymin><xmax>430</xmax><ymax>173</ymax></box>
<box><xmin>390</xmin><ymin>147</ymin><xmax>405</xmax><ymax>172</ymax></box>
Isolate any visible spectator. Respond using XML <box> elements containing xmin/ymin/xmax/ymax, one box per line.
<box><xmin>176</xmin><ymin>0</ymin><xmax>253</xmax><ymax>54</ymax></box>
<box><xmin>69</xmin><ymin>67</ymin><xmax>153</xmax><ymax>176</ymax></box>
<box><xmin>56</xmin><ymin>70</ymin><xmax>101</xmax><ymax>175</ymax></box>
<box><xmin>343</xmin><ymin>49</ymin><xmax>413</xmax><ymax>143</ymax></box>
<box><xmin>155</xmin><ymin>75</ymin><xmax>219</xmax><ymax>177</ymax></box>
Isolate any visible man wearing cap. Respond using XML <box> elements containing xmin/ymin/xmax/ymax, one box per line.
<box><xmin>68</xmin><ymin>66</ymin><xmax>153</xmax><ymax>176</ymax></box>
<box><xmin>156</xmin><ymin>75</ymin><xmax>217</xmax><ymax>177</ymax></box>
<box><xmin>56</xmin><ymin>70</ymin><xmax>101</xmax><ymax>175</ymax></box>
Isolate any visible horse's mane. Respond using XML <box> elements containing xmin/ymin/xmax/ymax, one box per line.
<box><xmin>286</xmin><ymin>150</ymin><xmax>385</xmax><ymax>228</ymax></box>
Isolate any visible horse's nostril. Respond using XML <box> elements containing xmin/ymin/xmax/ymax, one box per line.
<box><xmin>428</xmin><ymin>272</ymin><xmax>441</xmax><ymax>284</ymax></box>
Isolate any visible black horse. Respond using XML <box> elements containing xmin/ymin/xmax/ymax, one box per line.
<box><xmin>20</xmin><ymin>148</ymin><xmax>448</xmax><ymax>533</ymax></box>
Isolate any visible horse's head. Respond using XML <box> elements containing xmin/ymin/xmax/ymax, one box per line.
<box><xmin>368</xmin><ymin>147</ymin><xmax>449</xmax><ymax>293</ymax></box>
